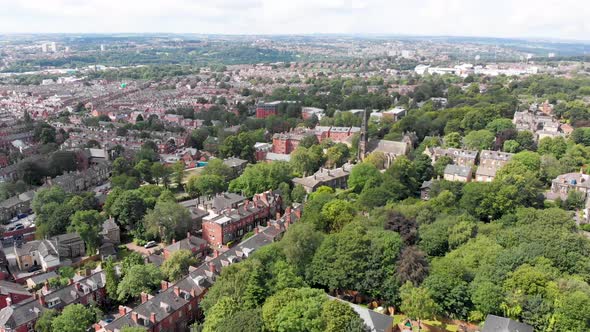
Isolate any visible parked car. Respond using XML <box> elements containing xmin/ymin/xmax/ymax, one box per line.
<box><xmin>27</xmin><ymin>265</ymin><xmax>41</xmax><ymax>273</ymax></box>
<box><xmin>13</xmin><ymin>224</ymin><xmax>24</xmax><ymax>231</ymax></box>
<box><xmin>17</xmin><ymin>213</ymin><xmax>28</xmax><ymax>219</ymax></box>
<box><xmin>144</xmin><ymin>241</ymin><xmax>158</xmax><ymax>249</ymax></box>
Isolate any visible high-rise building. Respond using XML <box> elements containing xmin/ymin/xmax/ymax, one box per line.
<box><xmin>41</xmin><ymin>43</ymin><xmax>48</xmax><ymax>53</ymax></box>
<box><xmin>50</xmin><ymin>42</ymin><xmax>57</xmax><ymax>52</ymax></box>
<box><xmin>100</xmin><ymin>44</ymin><xmax>106</xmax><ymax>52</ymax></box>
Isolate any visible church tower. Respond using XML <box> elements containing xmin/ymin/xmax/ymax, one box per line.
<box><xmin>358</xmin><ymin>109</ymin><xmax>369</xmax><ymax>160</ymax></box>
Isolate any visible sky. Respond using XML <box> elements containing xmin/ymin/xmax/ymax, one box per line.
<box><xmin>0</xmin><ymin>0</ymin><xmax>589</xmax><ymax>40</ymax></box>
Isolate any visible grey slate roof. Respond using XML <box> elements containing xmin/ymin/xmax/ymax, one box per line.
<box><xmin>104</xmin><ymin>209</ymin><xmax>300</xmax><ymax>332</ymax></box>
<box><xmin>444</xmin><ymin>164</ymin><xmax>472</xmax><ymax>177</ymax></box>
<box><xmin>482</xmin><ymin>315</ymin><xmax>534</xmax><ymax>332</ymax></box>
<box><xmin>328</xmin><ymin>296</ymin><xmax>393</xmax><ymax>332</ymax></box>
<box><xmin>0</xmin><ymin>281</ymin><xmax>30</xmax><ymax>296</ymax></box>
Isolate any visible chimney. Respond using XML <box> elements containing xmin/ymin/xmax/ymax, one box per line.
<box><xmin>294</xmin><ymin>207</ymin><xmax>301</xmax><ymax>219</ymax></box>
<box><xmin>172</xmin><ymin>238</ymin><xmax>176</xmax><ymax>244</ymax></box>
<box><xmin>6</xmin><ymin>297</ymin><xmax>12</xmax><ymax>307</ymax></box>
<box><xmin>68</xmin><ymin>278</ymin><xmax>74</xmax><ymax>285</ymax></box>
<box><xmin>187</xmin><ymin>232</ymin><xmax>191</xmax><ymax>239</ymax></box>
<box><xmin>118</xmin><ymin>305</ymin><xmax>128</xmax><ymax>316</ymax></box>
<box><xmin>173</xmin><ymin>287</ymin><xmax>180</xmax><ymax>297</ymax></box>
<box><xmin>208</xmin><ymin>262</ymin><xmax>216</xmax><ymax>274</ymax></box>
<box><xmin>161</xmin><ymin>280</ymin><xmax>170</xmax><ymax>291</ymax></box>
<box><xmin>141</xmin><ymin>292</ymin><xmax>149</xmax><ymax>304</ymax></box>
<box><xmin>254</xmin><ymin>226</ymin><xmax>259</xmax><ymax>234</ymax></box>
<box><xmin>150</xmin><ymin>312</ymin><xmax>157</xmax><ymax>324</ymax></box>
<box><xmin>275</xmin><ymin>212</ymin><xmax>281</xmax><ymax>220</ymax></box>
<box><xmin>43</xmin><ymin>281</ymin><xmax>50</xmax><ymax>293</ymax></box>
<box><xmin>38</xmin><ymin>294</ymin><xmax>46</xmax><ymax>306</ymax></box>
<box><xmin>131</xmin><ymin>312</ymin><xmax>138</xmax><ymax>323</ymax></box>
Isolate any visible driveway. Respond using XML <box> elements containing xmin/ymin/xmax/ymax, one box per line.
<box><xmin>124</xmin><ymin>242</ymin><xmax>163</xmax><ymax>256</ymax></box>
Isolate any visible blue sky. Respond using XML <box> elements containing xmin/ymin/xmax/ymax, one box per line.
<box><xmin>1</xmin><ymin>0</ymin><xmax>588</xmax><ymax>40</ymax></box>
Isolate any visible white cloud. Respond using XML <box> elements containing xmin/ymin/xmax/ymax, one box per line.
<box><xmin>0</xmin><ymin>0</ymin><xmax>589</xmax><ymax>40</ymax></box>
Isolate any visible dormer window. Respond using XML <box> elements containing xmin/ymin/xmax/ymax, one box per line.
<box><xmin>47</xmin><ymin>298</ymin><xmax>61</xmax><ymax>308</ymax></box>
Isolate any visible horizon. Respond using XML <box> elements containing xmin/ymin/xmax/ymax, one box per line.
<box><xmin>2</xmin><ymin>0</ymin><xmax>589</xmax><ymax>41</ymax></box>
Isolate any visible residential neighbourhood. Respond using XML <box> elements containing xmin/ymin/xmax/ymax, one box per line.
<box><xmin>0</xmin><ymin>23</ymin><xmax>589</xmax><ymax>332</ymax></box>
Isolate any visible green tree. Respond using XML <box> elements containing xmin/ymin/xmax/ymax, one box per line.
<box><xmin>322</xmin><ymin>300</ymin><xmax>367</xmax><ymax>332</ymax></box>
<box><xmin>364</xmin><ymin>151</ymin><xmax>388</xmax><ymax>169</ymax></box>
<box><xmin>291</xmin><ymin>184</ymin><xmax>307</xmax><ymax>203</ymax></box>
<box><xmin>109</xmin><ymin>190</ymin><xmax>147</xmax><ymax>232</ymax></box>
<box><xmin>32</xmin><ymin>186</ymin><xmax>72</xmax><ymax>238</ymax></box>
<box><xmin>51</xmin><ymin>304</ymin><xmax>101</xmax><ymax>332</ymax></box>
<box><xmin>503</xmin><ymin>139</ymin><xmax>521</xmax><ymax>153</ymax></box>
<box><xmin>443</xmin><ymin>132</ymin><xmax>462</xmax><ymax>148</ymax></box>
<box><xmin>291</xmin><ymin>146</ymin><xmax>323</xmax><ymax>176</ymax></box>
<box><xmin>320</xmin><ymin>199</ymin><xmax>357</xmax><ymax>232</ymax></box>
<box><xmin>309</xmin><ymin>222</ymin><xmax>371</xmax><ymax>292</ymax></box>
<box><xmin>262</xmin><ymin>287</ymin><xmax>327</xmax><ymax>332</ymax></box>
<box><xmin>538</xmin><ymin>137</ymin><xmax>568</xmax><ymax>159</ymax></box>
<box><xmin>463</xmin><ymin>129</ymin><xmax>495</xmax><ymax>150</ymax></box>
<box><xmin>229</xmin><ymin>161</ymin><xmax>292</xmax><ymax>196</ymax></box>
<box><xmin>105</xmin><ymin>258</ymin><xmax>119</xmax><ymax>302</ymax></box>
<box><xmin>172</xmin><ymin>160</ymin><xmax>185</xmax><ymax>187</ymax></box>
<box><xmin>186</xmin><ymin>174</ymin><xmax>225</xmax><ymax>198</ymax></box>
<box><xmin>399</xmin><ymin>281</ymin><xmax>440</xmax><ymax>321</ymax></box>
<box><xmin>143</xmin><ymin>200</ymin><xmax>191</xmax><ymax>243</ymax></box>
<box><xmin>68</xmin><ymin>210</ymin><xmax>104</xmax><ymax>253</ymax></box>
<box><xmin>281</xmin><ymin>223</ymin><xmax>324</xmax><ymax>276</ymax></box>
<box><xmin>325</xmin><ymin>143</ymin><xmax>350</xmax><ymax>168</ymax></box>
<box><xmin>35</xmin><ymin>309</ymin><xmax>58</xmax><ymax>332</ymax></box>
<box><xmin>202</xmin><ymin>297</ymin><xmax>240</xmax><ymax>332</ymax></box>
<box><xmin>202</xmin><ymin>158</ymin><xmax>234</xmax><ymax>181</ymax></box>
<box><xmin>134</xmin><ymin>159</ymin><xmax>153</xmax><ymax>183</ymax></box>
<box><xmin>486</xmin><ymin>118</ymin><xmax>515</xmax><ymax>134</ymax></box>
<box><xmin>161</xmin><ymin>249</ymin><xmax>197</xmax><ymax>281</ymax></box>
<box><xmin>117</xmin><ymin>264</ymin><xmax>163</xmax><ymax>301</ymax></box>
<box><xmin>348</xmin><ymin>162</ymin><xmax>382</xmax><ymax>192</ymax></box>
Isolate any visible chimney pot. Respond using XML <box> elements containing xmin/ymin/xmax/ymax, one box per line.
<box><xmin>173</xmin><ymin>286</ymin><xmax>180</xmax><ymax>297</ymax></box>
<box><xmin>118</xmin><ymin>305</ymin><xmax>128</xmax><ymax>316</ymax></box>
<box><xmin>150</xmin><ymin>312</ymin><xmax>157</xmax><ymax>324</ymax></box>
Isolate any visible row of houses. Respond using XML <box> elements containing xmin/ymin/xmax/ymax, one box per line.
<box><xmin>100</xmin><ymin>207</ymin><xmax>301</xmax><ymax>332</ymax></box>
<box><xmin>0</xmin><ymin>269</ymin><xmax>107</xmax><ymax>332</ymax></box>
<box><xmin>425</xmin><ymin>147</ymin><xmax>514</xmax><ymax>183</ymax></box>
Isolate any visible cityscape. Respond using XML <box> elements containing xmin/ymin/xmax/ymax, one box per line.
<box><xmin>1</xmin><ymin>1</ymin><xmax>590</xmax><ymax>332</ymax></box>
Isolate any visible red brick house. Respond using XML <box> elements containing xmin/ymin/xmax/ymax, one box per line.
<box><xmin>0</xmin><ymin>281</ymin><xmax>31</xmax><ymax>310</ymax></box>
<box><xmin>255</xmin><ymin>101</ymin><xmax>280</xmax><ymax>119</ymax></box>
<box><xmin>102</xmin><ymin>207</ymin><xmax>300</xmax><ymax>332</ymax></box>
<box><xmin>201</xmin><ymin>190</ymin><xmax>282</xmax><ymax>247</ymax></box>
<box><xmin>0</xmin><ymin>270</ymin><xmax>106</xmax><ymax>332</ymax></box>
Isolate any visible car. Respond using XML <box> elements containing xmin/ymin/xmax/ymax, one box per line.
<box><xmin>27</xmin><ymin>265</ymin><xmax>41</xmax><ymax>273</ymax></box>
<box><xmin>12</xmin><ymin>224</ymin><xmax>24</xmax><ymax>230</ymax></box>
<box><xmin>17</xmin><ymin>213</ymin><xmax>27</xmax><ymax>219</ymax></box>
<box><xmin>144</xmin><ymin>241</ymin><xmax>157</xmax><ymax>249</ymax></box>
